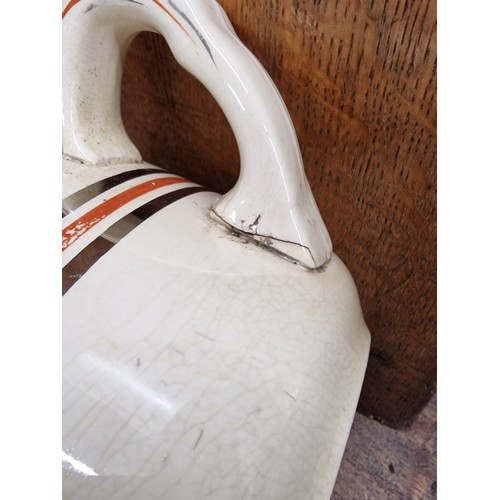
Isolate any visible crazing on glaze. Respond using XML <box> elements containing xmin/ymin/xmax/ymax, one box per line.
<box><xmin>62</xmin><ymin>1</ymin><xmax>371</xmax><ymax>499</ymax></box>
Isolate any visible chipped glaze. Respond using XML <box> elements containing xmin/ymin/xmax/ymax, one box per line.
<box><xmin>62</xmin><ymin>1</ymin><xmax>371</xmax><ymax>498</ymax></box>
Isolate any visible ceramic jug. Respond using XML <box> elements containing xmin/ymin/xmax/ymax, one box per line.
<box><xmin>62</xmin><ymin>1</ymin><xmax>371</xmax><ymax>498</ymax></box>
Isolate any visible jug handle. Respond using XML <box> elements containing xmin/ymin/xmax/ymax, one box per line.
<box><xmin>62</xmin><ymin>0</ymin><xmax>332</xmax><ymax>269</ymax></box>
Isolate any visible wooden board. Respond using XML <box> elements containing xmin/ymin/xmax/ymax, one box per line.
<box><xmin>120</xmin><ymin>0</ymin><xmax>437</xmax><ymax>428</ymax></box>
<box><xmin>332</xmin><ymin>393</ymin><xmax>437</xmax><ymax>498</ymax></box>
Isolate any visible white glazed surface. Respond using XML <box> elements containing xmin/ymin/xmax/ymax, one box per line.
<box><xmin>62</xmin><ymin>0</ymin><xmax>332</xmax><ymax>269</ymax></box>
<box><xmin>63</xmin><ymin>190</ymin><xmax>370</xmax><ymax>500</ymax></box>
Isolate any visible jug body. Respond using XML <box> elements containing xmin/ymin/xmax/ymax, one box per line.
<box><xmin>62</xmin><ymin>158</ymin><xmax>370</xmax><ymax>499</ymax></box>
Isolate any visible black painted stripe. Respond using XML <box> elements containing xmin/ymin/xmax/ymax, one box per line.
<box><xmin>62</xmin><ymin>186</ymin><xmax>207</xmax><ymax>295</ymax></box>
<box><xmin>62</xmin><ymin>167</ymin><xmax>166</xmax><ymax>216</ymax></box>
<box><xmin>168</xmin><ymin>0</ymin><xmax>215</xmax><ymax>64</ymax></box>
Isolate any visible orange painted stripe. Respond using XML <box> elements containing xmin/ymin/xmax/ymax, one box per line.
<box><xmin>62</xmin><ymin>0</ymin><xmax>81</xmax><ymax>18</ymax></box>
<box><xmin>151</xmin><ymin>0</ymin><xmax>192</xmax><ymax>38</ymax></box>
<box><xmin>62</xmin><ymin>176</ymin><xmax>188</xmax><ymax>251</ymax></box>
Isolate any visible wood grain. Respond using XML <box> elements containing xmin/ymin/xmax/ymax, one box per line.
<box><xmin>120</xmin><ymin>0</ymin><xmax>436</xmax><ymax>427</ymax></box>
<box><xmin>332</xmin><ymin>393</ymin><xmax>437</xmax><ymax>498</ymax></box>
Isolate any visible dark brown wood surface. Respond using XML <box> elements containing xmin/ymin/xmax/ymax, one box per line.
<box><xmin>121</xmin><ymin>0</ymin><xmax>436</xmax><ymax>427</ymax></box>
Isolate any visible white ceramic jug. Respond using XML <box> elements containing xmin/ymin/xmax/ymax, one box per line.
<box><xmin>62</xmin><ymin>1</ymin><xmax>371</xmax><ymax>498</ymax></box>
